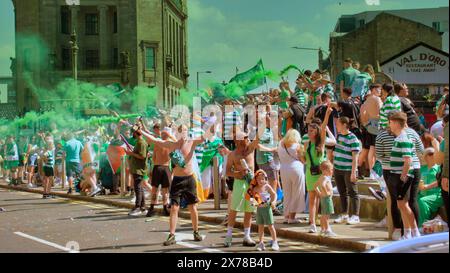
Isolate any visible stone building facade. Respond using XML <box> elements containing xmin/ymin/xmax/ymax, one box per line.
<box><xmin>329</xmin><ymin>12</ymin><xmax>443</xmax><ymax>82</ymax></box>
<box><xmin>12</xmin><ymin>0</ymin><xmax>188</xmax><ymax>114</ymax></box>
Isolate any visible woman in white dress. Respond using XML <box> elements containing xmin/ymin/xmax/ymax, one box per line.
<box><xmin>278</xmin><ymin>129</ymin><xmax>306</xmax><ymax>224</ymax></box>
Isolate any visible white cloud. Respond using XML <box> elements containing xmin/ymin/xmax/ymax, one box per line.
<box><xmin>188</xmin><ymin>0</ymin><xmax>326</xmax><ymax>87</ymax></box>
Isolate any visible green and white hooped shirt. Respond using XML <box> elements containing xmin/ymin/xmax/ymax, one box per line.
<box><xmin>43</xmin><ymin>150</ymin><xmax>55</xmax><ymax>168</ymax></box>
<box><xmin>379</xmin><ymin>95</ymin><xmax>401</xmax><ymax>129</ymax></box>
<box><xmin>334</xmin><ymin>132</ymin><xmax>361</xmax><ymax>171</ymax></box>
<box><xmin>390</xmin><ymin>131</ymin><xmax>414</xmax><ymax>177</ymax></box>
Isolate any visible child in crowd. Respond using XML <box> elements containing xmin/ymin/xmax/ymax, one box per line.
<box><xmin>314</xmin><ymin>161</ymin><xmax>337</xmax><ymax>237</ymax></box>
<box><xmin>54</xmin><ymin>141</ymin><xmax>64</xmax><ymax>186</ymax></box>
<box><xmin>247</xmin><ymin>170</ymin><xmax>279</xmax><ymax>251</ymax></box>
<box><xmin>42</xmin><ymin>142</ymin><xmax>55</xmax><ymax>199</ymax></box>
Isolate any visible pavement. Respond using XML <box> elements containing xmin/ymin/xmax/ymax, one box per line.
<box><xmin>0</xmin><ymin>188</ymin><xmax>346</xmax><ymax>253</ymax></box>
<box><xmin>0</xmin><ymin>178</ymin><xmax>394</xmax><ymax>252</ymax></box>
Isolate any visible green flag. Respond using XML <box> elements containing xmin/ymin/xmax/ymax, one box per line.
<box><xmin>229</xmin><ymin>59</ymin><xmax>266</xmax><ymax>92</ymax></box>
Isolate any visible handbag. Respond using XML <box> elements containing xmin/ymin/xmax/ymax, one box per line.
<box><xmin>307</xmin><ymin>144</ymin><xmax>321</xmax><ymax>176</ymax></box>
<box><xmin>365</xmin><ymin>118</ymin><xmax>380</xmax><ymax>135</ymax></box>
<box><xmin>283</xmin><ymin>143</ymin><xmax>299</xmax><ymax>161</ymax></box>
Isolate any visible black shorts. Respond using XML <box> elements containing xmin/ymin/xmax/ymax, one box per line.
<box><xmin>19</xmin><ymin>155</ymin><xmax>25</xmax><ymax>167</ymax></box>
<box><xmin>43</xmin><ymin>166</ymin><xmax>54</xmax><ymax>177</ymax></box>
<box><xmin>362</xmin><ymin>128</ymin><xmax>377</xmax><ymax>149</ymax></box>
<box><xmin>66</xmin><ymin>162</ymin><xmax>82</xmax><ymax>178</ymax></box>
<box><xmin>387</xmin><ymin>173</ymin><xmax>413</xmax><ymax>201</ymax></box>
<box><xmin>226</xmin><ymin>177</ymin><xmax>234</xmax><ymax>192</ymax></box>
<box><xmin>169</xmin><ymin>175</ymin><xmax>199</xmax><ymax>206</ymax></box>
<box><xmin>151</xmin><ymin>165</ymin><xmax>171</xmax><ymax>188</ymax></box>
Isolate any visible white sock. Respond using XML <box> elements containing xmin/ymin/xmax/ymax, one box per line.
<box><xmin>244</xmin><ymin>228</ymin><xmax>251</xmax><ymax>238</ymax></box>
<box><xmin>404</xmin><ymin>228</ymin><xmax>412</xmax><ymax>239</ymax></box>
<box><xmin>412</xmin><ymin>228</ymin><xmax>421</xmax><ymax>237</ymax></box>
<box><xmin>226</xmin><ymin>227</ymin><xmax>233</xmax><ymax>237</ymax></box>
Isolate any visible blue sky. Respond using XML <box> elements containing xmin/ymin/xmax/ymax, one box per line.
<box><xmin>0</xmin><ymin>0</ymin><xmax>448</xmax><ymax>89</ymax></box>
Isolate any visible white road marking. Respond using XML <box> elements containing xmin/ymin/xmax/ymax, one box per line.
<box><xmin>165</xmin><ymin>232</ymin><xmax>223</xmax><ymax>253</ymax></box>
<box><xmin>14</xmin><ymin>232</ymin><xmax>80</xmax><ymax>253</ymax></box>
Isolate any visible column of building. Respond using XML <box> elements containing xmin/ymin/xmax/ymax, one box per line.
<box><xmin>98</xmin><ymin>5</ymin><xmax>109</xmax><ymax>69</ymax></box>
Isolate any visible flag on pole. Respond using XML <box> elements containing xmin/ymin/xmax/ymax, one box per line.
<box><xmin>229</xmin><ymin>59</ymin><xmax>265</xmax><ymax>93</ymax></box>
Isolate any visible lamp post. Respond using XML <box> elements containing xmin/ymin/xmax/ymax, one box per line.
<box><xmin>196</xmin><ymin>71</ymin><xmax>212</xmax><ymax>91</ymax></box>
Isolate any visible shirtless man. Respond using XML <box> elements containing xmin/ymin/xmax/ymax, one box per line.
<box><xmin>224</xmin><ymin>129</ymin><xmax>260</xmax><ymax>247</ymax></box>
<box><xmin>359</xmin><ymin>84</ymin><xmax>383</xmax><ymax>177</ymax></box>
<box><xmin>139</xmin><ymin>123</ymin><xmax>211</xmax><ymax>246</ymax></box>
<box><xmin>146</xmin><ymin>123</ymin><xmax>176</xmax><ymax>217</ymax></box>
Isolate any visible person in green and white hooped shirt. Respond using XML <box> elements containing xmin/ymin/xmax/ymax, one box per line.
<box><xmin>42</xmin><ymin>142</ymin><xmax>55</xmax><ymax>199</ymax></box>
<box><xmin>4</xmin><ymin>135</ymin><xmax>19</xmax><ymax>185</ymax></box>
<box><xmin>388</xmin><ymin>112</ymin><xmax>421</xmax><ymax>240</ymax></box>
<box><xmin>379</xmin><ymin>83</ymin><xmax>401</xmax><ymax>130</ymax></box>
<box><xmin>333</xmin><ymin>117</ymin><xmax>362</xmax><ymax>226</ymax></box>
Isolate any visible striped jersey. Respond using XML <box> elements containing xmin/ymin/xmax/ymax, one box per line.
<box><xmin>55</xmin><ymin>149</ymin><xmax>64</xmax><ymax>165</ymax></box>
<box><xmin>323</xmin><ymin>84</ymin><xmax>335</xmax><ymax>101</ymax></box>
<box><xmin>294</xmin><ymin>88</ymin><xmax>308</xmax><ymax>108</ymax></box>
<box><xmin>43</xmin><ymin>150</ymin><xmax>54</xmax><ymax>167</ymax></box>
<box><xmin>379</xmin><ymin>95</ymin><xmax>401</xmax><ymax>129</ymax></box>
<box><xmin>376</xmin><ymin>128</ymin><xmax>423</xmax><ymax>170</ymax></box>
<box><xmin>390</xmin><ymin>131</ymin><xmax>414</xmax><ymax>176</ymax></box>
<box><xmin>223</xmin><ymin>109</ymin><xmax>242</xmax><ymax>141</ymax></box>
<box><xmin>333</xmin><ymin>132</ymin><xmax>361</xmax><ymax>171</ymax></box>
<box><xmin>311</xmin><ymin>87</ymin><xmax>324</xmax><ymax>107</ymax></box>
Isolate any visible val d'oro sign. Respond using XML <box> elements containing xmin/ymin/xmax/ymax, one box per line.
<box><xmin>381</xmin><ymin>43</ymin><xmax>449</xmax><ymax>85</ymax></box>
<box><xmin>396</xmin><ymin>53</ymin><xmax>447</xmax><ymax>68</ymax></box>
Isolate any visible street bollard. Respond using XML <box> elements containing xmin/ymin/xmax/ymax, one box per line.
<box><xmin>120</xmin><ymin>155</ymin><xmax>127</xmax><ymax>196</ymax></box>
<box><xmin>386</xmin><ymin>186</ymin><xmax>394</xmax><ymax>239</ymax></box>
<box><xmin>62</xmin><ymin>159</ymin><xmax>66</xmax><ymax>189</ymax></box>
<box><xmin>213</xmin><ymin>157</ymin><xmax>220</xmax><ymax>210</ymax></box>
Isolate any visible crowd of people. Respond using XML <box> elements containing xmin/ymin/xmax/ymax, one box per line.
<box><xmin>0</xmin><ymin>57</ymin><xmax>448</xmax><ymax>250</ymax></box>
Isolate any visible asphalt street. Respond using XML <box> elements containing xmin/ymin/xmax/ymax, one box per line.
<box><xmin>0</xmin><ymin>189</ymin><xmax>347</xmax><ymax>253</ymax></box>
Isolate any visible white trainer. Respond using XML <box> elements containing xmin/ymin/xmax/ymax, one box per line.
<box><xmin>256</xmin><ymin>242</ymin><xmax>265</xmax><ymax>251</ymax></box>
<box><xmin>392</xmin><ymin>229</ymin><xmax>402</xmax><ymax>241</ymax></box>
<box><xmin>308</xmin><ymin>224</ymin><xmax>317</xmax><ymax>233</ymax></box>
<box><xmin>334</xmin><ymin>214</ymin><xmax>349</xmax><ymax>224</ymax></box>
<box><xmin>375</xmin><ymin>217</ymin><xmax>387</xmax><ymax>228</ymax></box>
<box><xmin>271</xmin><ymin>241</ymin><xmax>280</xmax><ymax>251</ymax></box>
<box><xmin>347</xmin><ymin>215</ymin><xmax>360</xmax><ymax>225</ymax></box>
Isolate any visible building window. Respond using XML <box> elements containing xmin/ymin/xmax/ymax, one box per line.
<box><xmin>338</xmin><ymin>17</ymin><xmax>356</xmax><ymax>33</ymax></box>
<box><xmin>113</xmin><ymin>12</ymin><xmax>118</xmax><ymax>33</ymax></box>
<box><xmin>61</xmin><ymin>8</ymin><xmax>70</xmax><ymax>34</ymax></box>
<box><xmin>85</xmin><ymin>50</ymin><xmax>99</xmax><ymax>69</ymax></box>
<box><xmin>62</xmin><ymin>48</ymin><xmax>71</xmax><ymax>70</ymax></box>
<box><xmin>358</xmin><ymin>19</ymin><xmax>365</xmax><ymax>27</ymax></box>
<box><xmin>112</xmin><ymin>48</ymin><xmax>118</xmax><ymax>69</ymax></box>
<box><xmin>85</xmin><ymin>14</ymin><xmax>99</xmax><ymax>35</ymax></box>
<box><xmin>432</xmin><ymin>22</ymin><xmax>441</xmax><ymax>32</ymax></box>
<box><xmin>145</xmin><ymin>47</ymin><xmax>156</xmax><ymax>70</ymax></box>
